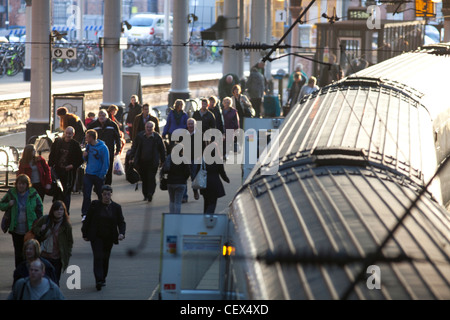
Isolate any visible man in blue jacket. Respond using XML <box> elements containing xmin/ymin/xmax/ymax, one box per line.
<box><xmin>81</xmin><ymin>129</ymin><xmax>110</xmax><ymax>218</ymax></box>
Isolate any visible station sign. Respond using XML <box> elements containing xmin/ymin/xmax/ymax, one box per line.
<box><xmin>52</xmin><ymin>47</ymin><xmax>77</xmax><ymax>59</ymax></box>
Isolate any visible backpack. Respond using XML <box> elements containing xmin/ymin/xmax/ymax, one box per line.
<box><xmin>125</xmin><ymin>149</ymin><xmax>140</xmax><ymax>185</ymax></box>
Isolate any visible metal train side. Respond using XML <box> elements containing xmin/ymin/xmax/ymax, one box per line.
<box><xmin>225</xmin><ymin>45</ymin><xmax>450</xmax><ymax>300</ymax></box>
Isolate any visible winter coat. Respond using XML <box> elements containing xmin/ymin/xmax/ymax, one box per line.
<box><xmin>8</xmin><ymin>277</ymin><xmax>64</xmax><ymax>300</ymax></box>
<box><xmin>167</xmin><ymin>158</ymin><xmax>191</xmax><ymax>185</ymax></box>
<box><xmin>132</xmin><ymin>112</ymin><xmax>160</xmax><ymax>138</ymax></box>
<box><xmin>18</xmin><ymin>156</ymin><xmax>52</xmax><ymax>189</ymax></box>
<box><xmin>192</xmin><ymin>109</ymin><xmax>216</xmax><ymax>133</ymax></box>
<box><xmin>199</xmin><ymin>163</ymin><xmax>229</xmax><ymax>199</ymax></box>
<box><xmin>31</xmin><ymin>215</ymin><xmax>73</xmax><ymax>272</ymax></box>
<box><xmin>48</xmin><ymin>137</ymin><xmax>84</xmax><ymax>175</ymax></box>
<box><xmin>0</xmin><ymin>187</ymin><xmax>43</xmax><ymax>233</ymax></box>
<box><xmin>162</xmin><ymin>110</ymin><xmax>188</xmax><ymax>137</ymax></box>
<box><xmin>246</xmin><ymin>69</ymin><xmax>265</xmax><ymax>99</ymax></box>
<box><xmin>87</xmin><ymin>118</ymin><xmax>122</xmax><ymax>156</ymax></box>
<box><xmin>222</xmin><ymin>107</ymin><xmax>240</xmax><ymax>131</ymax></box>
<box><xmin>81</xmin><ymin>200</ymin><xmax>126</xmax><ymax>245</ymax></box>
<box><xmin>130</xmin><ymin>131</ymin><xmax>166</xmax><ymax>169</ymax></box>
<box><xmin>208</xmin><ymin>106</ymin><xmax>224</xmax><ymax>133</ymax></box>
<box><xmin>126</xmin><ymin>102</ymin><xmax>142</xmax><ymax>125</ymax></box>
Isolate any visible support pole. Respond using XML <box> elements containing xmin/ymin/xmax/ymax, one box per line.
<box><xmin>26</xmin><ymin>0</ymin><xmax>50</xmax><ymax>143</ymax></box>
<box><xmin>23</xmin><ymin>0</ymin><xmax>32</xmax><ymax>81</ymax></box>
<box><xmin>222</xmin><ymin>0</ymin><xmax>240</xmax><ymax>77</ymax></box>
<box><xmin>101</xmin><ymin>0</ymin><xmax>125</xmax><ymax>117</ymax></box>
<box><xmin>250</xmin><ymin>0</ymin><xmax>266</xmax><ymax>69</ymax></box>
<box><xmin>168</xmin><ymin>0</ymin><xmax>190</xmax><ymax>108</ymax></box>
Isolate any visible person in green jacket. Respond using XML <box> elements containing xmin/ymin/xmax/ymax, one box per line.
<box><xmin>31</xmin><ymin>200</ymin><xmax>73</xmax><ymax>286</ymax></box>
<box><xmin>0</xmin><ymin>174</ymin><xmax>43</xmax><ymax>268</ymax></box>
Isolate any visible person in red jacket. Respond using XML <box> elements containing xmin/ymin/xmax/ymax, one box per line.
<box><xmin>18</xmin><ymin>144</ymin><xmax>52</xmax><ymax>201</ymax></box>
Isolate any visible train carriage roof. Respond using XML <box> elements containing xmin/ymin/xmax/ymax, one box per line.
<box><xmin>230</xmin><ymin>46</ymin><xmax>450</xmax><ymax>300</ymax></box>
<box><xmin>231</xmin><ymin>161</ymin><xmax>450</xmax><ymax>300</ymax></box>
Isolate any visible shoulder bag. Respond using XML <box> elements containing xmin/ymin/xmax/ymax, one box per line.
<box><xmin>1</xmin><ymin>190</ymin><xmax>12</xmax><ymax>233</ymax></box>
<box><xmin>192</xmin><ymin>160</ymin><xmax>207</xmax><ymax>190</ymax></box>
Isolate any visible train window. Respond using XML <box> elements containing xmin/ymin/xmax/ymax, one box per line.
<box><xmin>181</xmin><ymin>235</ymin><xmax>222</xmax><ymax>291</ymax></box>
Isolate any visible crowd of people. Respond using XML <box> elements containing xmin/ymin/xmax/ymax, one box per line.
<box><xmin>2</xmin><ymin>60</ymin><xmax>334</xmax><ymax>299</ymax></box>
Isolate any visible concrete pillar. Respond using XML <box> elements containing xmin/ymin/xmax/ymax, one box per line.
<box><xmin>168</xmin><ymin>0</ymin><xmax>190</xmax><ymax>108</ymax></box>
<box><xmin>26</xmin><ymin>0</ymin><xmax>51</xmax><ymax>143</ymax></box>
<box><xmin>101</xmin><ymin>0</ymin><xmax>125</xmax><ymax>112</ymax></box>
<box><xmin>250</xmin><ymin>0</ymin><xmax>266</xmax><ymax>70</ymax></box>
<box><xmin>23</xmin><ymin>0</ymin><xmax>32</xmax><ymax>81</ymax></box>
<box><xmin>237</xmin><ymin>0</ymin><xmax>245</xmax><ymax>79</ymax></box>
<box><xmin>442</xmin><ymin>1</ymin><xmax>450</xmax><ymax>42</ymax></box>
<box><xmin>164</xmin><ymin>0</ymin><xmax>171</xmax><ymax>41</ymax></box>
<box><xmin>222</xmin><ymin>0</ymin><xmax>240</xmax><ymax>77</ymax></box>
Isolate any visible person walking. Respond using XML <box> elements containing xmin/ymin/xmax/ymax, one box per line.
<box><xmin>126</xmin><ymin>95</ymin><xmax>142</xmax><ymax>141</ymax></box>
<box><xmin>31</xmin><ymin>200</ymin><xmax>73</xmax><ymax>286</ymax></box>
<box><xmin>87</xmin><ymin>109</ymin><xmax>122</xmax><ymax>186</ymax></box>
<box><xmin>298</xmin><ymin>76</ymin><xmax>320</xmax><ymax>101</ymax></box>
<box><xmin>107</xmin><ymin>104</ymin><xmax>126</xmax><ymax>155</ymax></box>
<box><xmin>287</xmin><ymin>71</ymin><xmax>306</xmax><ymax>107</ymax></box>
<box><xmin>56</xmin><ymin>106</ymin><xmax>86</xmax><ymax>144</ymax></box>
<box><xmin>163</xmin><ymin>99</ymin><xmax>188</xmax><ymax>148</ymax></box>
<box><xmin>200</xmin><ymin>148</ymin><xmax>230</xmax><ymax>213</ymax></box>
<box><xmin>218</xmin><ymin>73</ymin><xmax>240</xmax><ymax>102</ymax></box>
<box><xmin>183</xmin><ymin>118</ymin><xmax>205</xmax><ymax>202</ymax></box>
<box><xmin>129</xmin><ymin>121</ymin><xmax>166</xmax><ymax>202</ymax></box>
<box><xmin>246</xmin><ymin>67</ymin><xmax>265</xmax><ymax>118</ymax></box>
<box><xmin>48</xmin><ymin>126</ymin><xmax>84</xmax><ymax>214</ymax></box>
<box><xmin>221</xmin><ymin>97</ymin><xmax>240</xmax><ymax>158</ymax></box>
<box><xmin>231</xmin><ymin>84</ymin><xmax>253</xmax><ymax>129</ymax></box>
<box><xmin>81</xmin><ymin>129</ymin><xmax>110</xmax><ymax>218</ymax></box>
<box><xmin>208</xmin><ymin>95</ymin><xmax>224</xmax><ymax>134</ymax></box>
<box><xmin>0</xmin><ymin>174</ymin><xmax>43</xmax><ymax>267</ymax></box>
<box><xmin>18</xmin><ymin>144</ymin><xmax>52</xmax><ymax>201</ymax></box>
<box><xmin>132</xmin><ymin>103</ymin><xmax>160</xmax><ymax>140</ymax></box>
<box><xmin>165</xmin><ymin>146</ymin><xmax>191</xmax><ymax>213</ymax></box>
<box><xmin>193</xmin><ymin>98</ymin><xmax>216</xmax><ymax>137</ymax></box>
<box><xmin>12</xmin><ymin>239</ymin><xmax>57</xmax><ymax>286</ymax></box>
<box><xmin>81</xmin><ymin>185</ymin><xmax>126</xmax><ymax>291</ymax></box>
<box><xmin>8</xmin><ymin>259</ymin><xmax>65</xmax><ymax>300</ymax></box>
<box><xmin>319</xmin><ymin>53</ymin><xmax>344</xmax><ymax>87</ymax></box>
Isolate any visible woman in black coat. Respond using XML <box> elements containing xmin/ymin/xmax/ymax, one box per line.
<box><xmin>200</xmin><ymin>161</ymin><xmax>230</xmax><ymax>214</ymax></box>
<box><xmin>81</xmin><ymin>185</ymin><xmax>126</xmax><ymax>291</ymax></box>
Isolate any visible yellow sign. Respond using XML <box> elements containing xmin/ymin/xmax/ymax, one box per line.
<box><xmin>415</xmin><ymin>0</ymin><xmax>436</xmax><ymax>17</ymax></box>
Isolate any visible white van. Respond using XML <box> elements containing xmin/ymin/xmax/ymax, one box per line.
<box><xmin>124</xmin><ymin>13</ymin><xmax>173</xmax><ymax>41</ymax></box>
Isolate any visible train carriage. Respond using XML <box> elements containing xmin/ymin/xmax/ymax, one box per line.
<box><xmin>226</xmin><ymin>44</ymin><xmax>450</xmax><ymax>300</ymax></box>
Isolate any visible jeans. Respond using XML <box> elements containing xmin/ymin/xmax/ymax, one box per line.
<box><xmin>82</xmin><ymin>174</ymin><xmax>104</xmax><ymax>216</ymax></box>
<box><xmin>168</xmin><ymin>184</ymin><xmax>187</xmax><ymax>213</ymax></box>
<box><xmin>182</xmin><ymin>163</ymin><xmax>200</xmax><ymax>200</ymax></box>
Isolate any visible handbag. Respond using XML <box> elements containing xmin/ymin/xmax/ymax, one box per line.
<box><xmin>24</xmin><ymin>216</ymin><xmax>50</xmax><ymax>243</ymax></box>
<box><xmin>1</xmin><ymin>190</ymin><xmax>12</xmax><ymax>233</ymax></box>
<box><xmin>192</xmin><ymin>160</ymin><xmax>207</xmax><ymax>190</ymax></box>
<box><xmin>1</xmin><ymin>208</ymin><xmax>11</xmax><ymax>233</ymax></box>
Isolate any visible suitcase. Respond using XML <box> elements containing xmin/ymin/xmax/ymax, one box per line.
<box><xmin>263</xmin><ymin>95</ymin><xmax>281</xmax><ymax>117</ymax></box>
